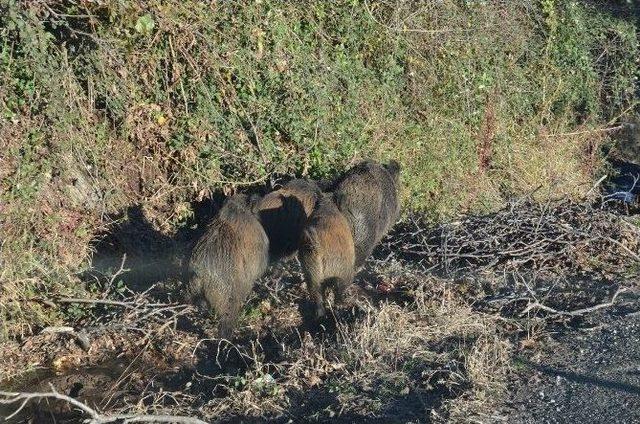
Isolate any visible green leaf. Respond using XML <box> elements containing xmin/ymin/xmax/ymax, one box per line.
<box><xmin>135</xmin><ymin>14</ymin><xmax>155</xmax><ymax>35</ymax></box>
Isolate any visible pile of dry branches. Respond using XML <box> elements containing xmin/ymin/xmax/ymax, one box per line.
<box><xmin>385</xmin><ymin>199</ymin><xmax>640</xmax><ymax>275</ymax></box>
<box><xmin>42</xmin><ymin>284</ymin><xmax>195</xmax><ymax>354</ymax></box>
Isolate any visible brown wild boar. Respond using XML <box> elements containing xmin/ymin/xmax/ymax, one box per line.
<box><xmin>254</xmin><ymin>178</ymin><xmax>322</xmax><ymax>262</ymax></box>
<box><xmin>330</xmin><ymin>160</ymin><xmax>401</xmax><ymax>268</ymax></box>
<box><xmin>299</xmin><ymin>193</ymin><xmax>356</xmax><ymax>320</ymax></box>
<box><xmin>186</xmin><ymin>193</ymin><xmax>269</xmax><ymax>337</ymax></box>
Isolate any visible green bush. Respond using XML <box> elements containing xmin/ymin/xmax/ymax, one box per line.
<box><xmin>0</xmin><ymin>0</ymin><xmax>638</xmax><ymax>339</ymax></box>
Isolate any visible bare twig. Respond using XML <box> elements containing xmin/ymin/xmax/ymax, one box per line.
<box><xmin>603</xmin><ymin>173</ymin><xmax>639</xmax><ymax>205</ymax></box>
<box><xmin>0</xmin><ymin>389</ymin><xmax>208</xmax><ymax>424</ymax></box>
<box><xmin>584</xmin><ymin>174</ymin><xmax>607</xmax><ymax>198</ymax></box>
<box><xmin>601</xmin><ymin>236</ymin><xmax>640</xmax><ymax>263</ymax></box>
<box><xmin>53</xmin><ymin>297</ymin><xmax>173</xmax><ymax>309</ymax></box>
<box><xmin>383</xmin><ymin>197</ymin><xmax>640</xmax><ymax>275</ymax></box>
<box><xmin>520</xmin><ymin>287</ymin><xmax>628</xmax><ymax>317</ymax></box>
<box><xmin>105</xmin><ymin>253</ymin><xmax>128</xmax><ymax>293</ymax></box>
<box><xmin>0</xmin><ymin>387</ymin><xmax>99</xmax><ymax>421</ymax></box>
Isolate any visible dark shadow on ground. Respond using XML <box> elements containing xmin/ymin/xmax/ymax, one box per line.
<box><xmin>519</xmin><ymin>358</ymin><xmax>640</xmax><ymax>395</ymax></box>
<box><xmin>602</xmin><ymin>158</ymin><xmax>640</xmax><ymax>214</ymax></box>
<box><xmin>85</xmin><ymin>172</ymin><xmax>333</xmax><ymax>297</ymax></box>
<box><xmin>88</xmin><ymin>204</ymin><xmax>183</xmax><ymax>294</ymax></box>
<box><xmin>607</xmin><ymin>159</ymin><xmax>640</xmax><ymax>193</ymax></box>
<box><xmin>212</xmin><ymin>376</ymin><xmax>447</xmax><ymax>423</ymax></box>
<box><xmin>86</xmin><ymin>190</ymin><xmax>244</xmax><ymax>296</ymax></box>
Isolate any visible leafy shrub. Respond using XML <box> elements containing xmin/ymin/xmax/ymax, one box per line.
<box><xmin>0</xmin><ymin>0</ymin><xmax>638</xmax><ymax>339</ymax></box>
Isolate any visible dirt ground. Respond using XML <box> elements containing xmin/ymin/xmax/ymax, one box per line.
<box><xmin>504</xmin><ymin>300</ymin><xmax>640</xmax><ymax>423</ymax></box>
<box><xmin>1</xmin><ymin>191</ymin><xmax>639</xmax><ymax>423</ymax></box>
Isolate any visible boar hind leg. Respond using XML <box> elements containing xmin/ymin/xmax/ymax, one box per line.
<box><xmin>305</xmin><ymin>275</ymin><xmax>327</xmax><ymax>320</ymax></box>
<box><xmin>217</xmin><ymin>302</ymin><xmax>244</xmax><ymax>339</ymax></box>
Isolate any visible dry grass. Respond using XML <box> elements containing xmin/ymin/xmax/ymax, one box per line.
<box><xmin>0</xmin><ymin>268</ymin><xmax>511</xmax><ymax>422</ymax></box>
<box><xmin>386</xmin><ymin>197</ymin><xmax>640</xmax><ymax>277</ymax></box>
<box><xmin>2</xmin><ymin>196</ymin><xmax>639</xmax><ymax>421</ymax></box>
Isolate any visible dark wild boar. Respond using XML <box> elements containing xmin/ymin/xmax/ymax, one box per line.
<box><xmin>186</xmin><ymin>193</ymin><xmax>269</xmax><ymax>337</ymax></box>
<box><xmin>299</xmin><ymin>193</ymin><xmax>356</xmax><ymax>320</ymax></box>
<box><xmin>254</xmin><ymin>179</ymin><xmax>322</xmax><ymax>262</ymax></box>
<box><xmin>330</xmin><ymin>160</ymin><xmax>401</xmax><ymax>267</ymax></box>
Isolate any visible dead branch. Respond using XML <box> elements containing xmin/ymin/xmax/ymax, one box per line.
<box><xmin>0</xmin><ymin>388</ymin><xmax>208</xmax><ymax>424</ymax></box>
<box><xmin>601</xmin><ymin>236</ymin><xmax>640</xmax><ymax>263</ymax></box>
<box><xmin>54</xmin><ymin>297</ymin><xmax>169</xmax><ymax>308</ymax></box>
<box><xmin>105</xmin><ymin>253</ymin><xmax>129</xmax><ymax>293</ymax></box>
<box><xmin>520</xmin><ymin>287</ymin><xmax>628</xmax><ymax>318</ymax></box>
<box><xmin>382</xmin><ymin>197</ymin><xmax>640</xmax><ymax>276</ymax></box>
<box><xmin>584</xmin><ymin>174</ymin><xmax>608</xmax><ymax>198</ymax></box>
<box><xmin>603</xmin><ymin>173</ymin><xmax>639</xmax><ymax>204</ymax></box>
<box><xmin>0</xmin><ymin>388</ymin><xmax>98</xmax><ymax>421</ymax></box>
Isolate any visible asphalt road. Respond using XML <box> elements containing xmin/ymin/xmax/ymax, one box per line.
<box><xmin>504</xmin><ymin>308</ymin><xmax>640</xmax><ymax>424</ymax></box>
